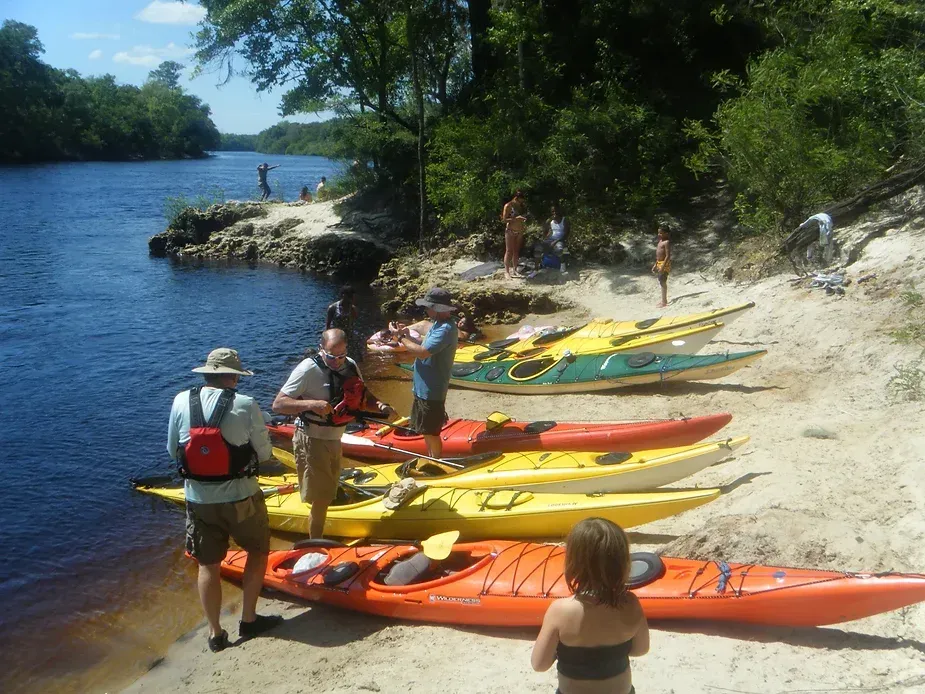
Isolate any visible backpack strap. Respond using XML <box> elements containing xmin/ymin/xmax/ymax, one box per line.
<box><xmin>188</xmin><ymin>387</ymin><xmax>205</xmax><ymax>428</ymax></box>
<box><xmin>205</xmin><ymin>388</ymin><xmax>237</xmax><ymax>427</ymax></box>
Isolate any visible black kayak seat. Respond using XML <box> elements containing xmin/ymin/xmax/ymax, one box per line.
<box><xmin>509</xmin><ymin>358</ymin><xmax>555</xmax><ymax>379</ymax></box>
<box><xmin>322</xmin><ymin>561</ymin><xmax>361</xmax><ymax>585</ymax></box>
<box><xmin>485</xmin><ymin>366</ymin><xmax>505</xmax><ymax>381</ymax></box>
<box><xmin>594</xmin><ymin>452</ymin><xmax>633</xmax><ymax>465</ymax></box>
<box><xmin>532</xmin><ymin>327</ymin><xmax>581</xmax><ymax>346</ymax></box>
<box><xmin>634</xmin><ymin>318</ymin><xmax>659</xmax><ymax>330</ymax></box>
<box><xmin>523</xmin><ymin>421</ymin><xmax>557</xmax><ymax>435</ymax></box>
<box><xmin>474</xmin><ymin>348</ymin><xmax>510</xmax><ymax>361</ymax></box>
<box><xmin>488</xmin><ymin>337</ymin><xmax>520</xmax><ymax>350</ymax></box>
<box><xmin>383</xmin><ymin>551</ymin><xmax>431</xmax><ymax>586</ymax></box>
<box><xmin>627</xmin><ymin>552</ymin><xmax>664</xmax><ymax>588</ymax></box>
<box><xmin>452</xmin><ymin>363</ymin><xmax>483</xmax><ymax>377</ymax></box>
<box><xmin>626</xmin><ymin>352</ymin><xmax>657</xmax><ymax>368</ymax></box>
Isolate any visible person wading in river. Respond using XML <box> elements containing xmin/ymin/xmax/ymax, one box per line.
<box><xmin>395</xmin><ymin>287</ymin><xmax>459</xmax><ymax>457</ymax></box>
<box><xmin>167</xmin><ymin>348</ymin><xmax>282</xmax><ymax>652</ymax></box>
<box><xmin>272</xmin><ymin>329</ymin><xmax>394</xmax><ymax>538</ymax></box>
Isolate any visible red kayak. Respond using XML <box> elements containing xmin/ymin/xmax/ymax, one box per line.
<box><xmin>222</xmin><ymin>540</ymin><xmax>925</xmax><ymax>628</ymax></box>
<box><xmin>267</xmin><ymin>413</ymin><xmax>733</xmax><ymax>462</ymax></box>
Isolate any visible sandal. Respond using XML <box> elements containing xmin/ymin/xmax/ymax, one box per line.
<box><xmin>208</xmin><ymin>629</ymin><xmax>229</xmax><ymax>653</ymax></box>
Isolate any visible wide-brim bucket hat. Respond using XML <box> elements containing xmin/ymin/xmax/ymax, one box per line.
<box><xmin>415</xmin><ymin>286</ymin><xmax>457</xmax><ymax>313</ymax></box>
<box><xmin>191</xmin><ymin>348</ymin><xmax>254</xmax><ymax>376</ymax></box>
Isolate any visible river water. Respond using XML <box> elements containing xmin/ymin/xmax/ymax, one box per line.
<box><xmin>0</xmin><ymin>152</ymin><xmax>411</xmax><ymax>692</ymax></box>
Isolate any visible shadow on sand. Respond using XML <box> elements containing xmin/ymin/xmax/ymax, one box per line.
<box><xmin>625</xmin><ymin>381</ymin><xmax>785</xmax><ymax>396</ymax></box>
<box><xmin>654</xmin><ymin>620</ymin><xmax>925</xmax><ymax>655</ymax></box>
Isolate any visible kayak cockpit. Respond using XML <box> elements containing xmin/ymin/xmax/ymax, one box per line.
<box><xmin>370</xmin><ymin>547</ymin><xmax>497</xmax><ymax>593</ymax></box>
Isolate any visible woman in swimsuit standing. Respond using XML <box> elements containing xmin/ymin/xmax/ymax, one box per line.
<box><xmin>501</xmin><ymin>190</ymin><xmax>528</xmax><ymax>278</ymax></box>
<box><xmin>531</xmin><ymin>518</ymin><xmax>650</xmax><ymax>694</ymax></box>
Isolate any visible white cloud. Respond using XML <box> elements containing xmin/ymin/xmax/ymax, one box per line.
<box><xmin>71</xmin><ymin>32</ymin><xmax>120</xmax><ymax>40</ymax></box>
<box><xmin>88</xmin><ymin>49</ymin><xmax>103</xmax><ymax>60</ymax></box>
<box><xmin>113</xmin><ymin>42</ymin><xmax>195</xmax><ymax>68</ymax></box>
<box><xmin>135</xmin><ymin>1</ymin><xmax>206</xmax><ymax>25</ymax></box>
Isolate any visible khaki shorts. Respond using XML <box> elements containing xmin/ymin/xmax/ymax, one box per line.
<box><xmin>185</xmin><ymin>492</ymin><xmax>270</xmax><ymax>566</ymax></box>
<box><xmin>293</xmin><ymin>428</ymin><xmax>343</xmax><ymax>504</ymax></box>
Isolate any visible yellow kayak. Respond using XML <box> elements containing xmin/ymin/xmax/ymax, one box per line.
<box><xmin>456</xmin><ymin>302</ymin><xmax>755</xmax><ymax>363</ymax></box>
<box><xmin>273</xmin><ymin>437</ymin><xmax>748</xmax><ymax>495</ymax></box>
<box><xmin>135</xmin><ymin>475</ymin><xmax>721</xmax><ymax>540</ymax></box>
<box><xmin>454</xmin><ymin>321</ymin><xmax>725</xmax><ymax>363</ymax></box>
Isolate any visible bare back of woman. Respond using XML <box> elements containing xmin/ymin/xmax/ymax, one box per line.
<box><xmin>532</xmin><ymin>519</ymin><xmax>650</xmax><ymax>694</ymax></box>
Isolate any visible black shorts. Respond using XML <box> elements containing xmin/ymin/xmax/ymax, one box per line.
<box><xmin>410</xmin><ymin>395</ymin><xmax>447</xmax><ymax>436</ymax></box>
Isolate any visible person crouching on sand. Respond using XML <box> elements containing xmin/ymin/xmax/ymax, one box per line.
<box><xmin>652</xmin><ymin>224</ymin><xmax>671</xmax><ymax>308</ymax></box>
<box><xmin>531</xmin><ymin>517</ymin><xmax>649</xmax><ymax>694</ymax></box>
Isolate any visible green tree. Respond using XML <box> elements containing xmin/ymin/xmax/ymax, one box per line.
<box><xmin>0</xmin><ymin>24</ymin><xmax>221</xmax><ymax>163</ymax></box>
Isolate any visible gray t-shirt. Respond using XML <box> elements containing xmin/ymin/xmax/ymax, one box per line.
<box><xmin>280</xmin><ymin>356</ymin><xmax>363</xmax><ymax>440</ymax></box>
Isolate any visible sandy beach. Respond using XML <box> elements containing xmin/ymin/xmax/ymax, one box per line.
<box><xmin>125</xmin><ymin>210</ymin><xmax>925</xmax><ymax>693</ymax></box>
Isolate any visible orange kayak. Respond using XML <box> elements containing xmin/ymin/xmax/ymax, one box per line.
<box><xmin>221</xmin><ymin>540</ymin><xmax>925</xmax><ymax>628</ymax></box>
<box><xmin>267</xmin><ymin>413</ymin><xmax>733</xmax><ymax>462</ymax></box>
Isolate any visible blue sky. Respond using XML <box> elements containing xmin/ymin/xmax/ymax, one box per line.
<box><xmin>3</xmin><ymin>0</ymin><xmax>324</xmax><ymax>134</ymax></box>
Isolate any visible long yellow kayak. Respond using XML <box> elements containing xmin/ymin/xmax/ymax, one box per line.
<box><xmin>456</xmin><ymin>302</ymin><xmax>755</xmax><ymax>363</ymax></box>
<box><xmin>273</xmin><ymin>437</ymin><xmax>748</xmax><ymax>495</ymax></box>
<box><xmin>135</xmin><ymin>475</ymin><xmax>721</xmax><ymax>540</ymax></box>
<box><xmin>454</xmin><ymin>321</ymin><xmax>724</xmax><ymax>364</ymax></box>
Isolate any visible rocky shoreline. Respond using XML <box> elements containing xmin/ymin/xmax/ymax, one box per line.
<box><xmin>148</xmin><ymin>198</ymin><xmax>398</xmax><ymax>280</ymax></box>
<box><xmin>148</xmin><ymin>198</ymin><xmax>571</xmax><ymax>322</ymax></box>
<box><xmin>147</xmin><ymin>185</ymin><xmax>925</xmax><ymax>324</ymax></box>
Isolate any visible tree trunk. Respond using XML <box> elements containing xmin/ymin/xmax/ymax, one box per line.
<box><xmin>781</xmin><ymin>162</ymin><xmax>925</xmax><ymax>254</ymax></box>
<box><xmin>517</xmin><ymin>38</ymin><xmax>526</xmax><ymax>91</ymax></box>
<box><xmin>468</xmin><ymin>0</ymin><xmax>493</xmax><ymax>85</ymax></box>
<box><xmin>409</xmin><ymin>32</ymin><xmax>428</xmax><ymax>249</ymax></box>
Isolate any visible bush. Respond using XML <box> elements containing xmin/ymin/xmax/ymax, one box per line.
<box><xmin>163</xmin><ymin>187</ymin><xmax>225</xmax><ymax>228</ymax></box>
<box><xmin>691</xmin><ymin>2</ymin><xmax>925</xmax><ymax>233</ymax></box>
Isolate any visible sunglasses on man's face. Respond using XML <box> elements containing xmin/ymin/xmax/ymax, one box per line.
<box><xmin>320</xmin><ymin>348</ymin><xmax>348</xmax><ymax>361</ymax></box>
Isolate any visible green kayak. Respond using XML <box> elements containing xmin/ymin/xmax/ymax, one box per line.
<box><xmin>399</xmin><ymin>350</ymin><xmax>767</xmax><ymax>395</ymax></box>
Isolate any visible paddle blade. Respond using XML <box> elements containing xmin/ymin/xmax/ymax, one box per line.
<box><xmin>421</xmin><ymin>530</ymin><xmax>460</xmax><ymax>560</ymax></box>
<box><xmin>271</xmin><ymin>447</ymin><xmax>297</xmax><ymax>470</ymax></box>
<box><xmin>341</xmin><ymin>433</ymin><xmax>376</xmax><ymax>447</ymax></box>
<box><xmin>485</xmin><ymin>411</ymin><xmax>512</xmax><ymax>431</ymax></box>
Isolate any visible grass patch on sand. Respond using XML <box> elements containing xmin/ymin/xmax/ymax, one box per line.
<box><xmin>887</xmin><ymin>360</ymin><xmax>925</xmax><ymax>402</ymax></box>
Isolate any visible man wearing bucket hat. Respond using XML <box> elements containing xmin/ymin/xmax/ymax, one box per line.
<box><xmin>167</xmin><ymin>348</ymin><xmax>281</xmax><ymax>653</ymax></box>
<box><xmin>396</xmin><ymin>287</ymin><xmax>459</xmax><ymax>457</ymax></box>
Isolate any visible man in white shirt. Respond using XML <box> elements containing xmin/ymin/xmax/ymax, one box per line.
<box><xmin>272</xmin><ymin>329</ymin><xmax>394</xmax><ymax>538</ymax></box>
<box><xmin>167</xmin><ymin>348</ymin><xmax>281</xmax><ymax>652</ymax></box>
<box><xmin>316</xmin><ymin>176</ymin><xmax>327</xmax><ymax>200</ymax></box>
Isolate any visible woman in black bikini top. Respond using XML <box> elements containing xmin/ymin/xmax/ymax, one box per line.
<box><xmin>531</xmin><ymin>518</ymin><xmax>650</xmax><ymax>694</ymax></box>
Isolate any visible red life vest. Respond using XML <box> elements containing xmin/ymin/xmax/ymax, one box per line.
<box><xmin>299</xmin><ymin>354</ymin><xmax>368</xmax><ymax>427</ymax></box>
<box><xmin>177</xmin><ymin>387</ymin><xmax>258</xmax><ymax>482</ymax></box>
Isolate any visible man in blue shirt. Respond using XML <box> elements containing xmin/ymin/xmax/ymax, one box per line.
<box><xmin>397</xmin><ymin>287</ymin><xmax>459</xmax><ymax>457</ymax></box>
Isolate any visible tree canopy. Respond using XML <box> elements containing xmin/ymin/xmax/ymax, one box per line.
<box><xmin>0</xmin><ymin>22</ymin><xmax>221</xmax><ymax>162</ymax></box>
<box><xmin>194</xmin><ymin>0</ymin><xmax>925</xmax><ymax>240</ymax></box>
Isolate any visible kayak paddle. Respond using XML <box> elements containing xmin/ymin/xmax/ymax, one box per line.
<box><xmin>420</xmin><ymin>530</ymin><xmax>460</xmax><ymax>560</ymax></box>
<box><xmin>292</xmin><ymin>530</ymin><xmax>461</xmax><ymax>560</ymax></box>
<box><xmin>340</xmin><ymin>433</ymin><xmax>466</xmax><ymax>469</ymax></box>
